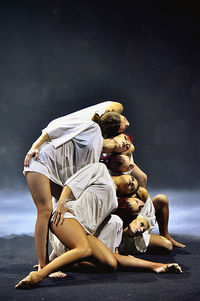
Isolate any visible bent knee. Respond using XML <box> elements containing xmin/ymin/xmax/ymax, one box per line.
<box><xmin>154</xmin><ymin>194</ymin><xmax>169</xmax><ymax>207</ymax></box>
<box><xmin>162</xmin><ymin>237</ymin><xmax>173</xmax><ymax>251</ymax></box>
<box><xmin>104</xmin><ymin>256</ymin><xmax>117</xmax><ymax>272</ymax></box>
<box><xmin>78</xmin><ymin>246</ymin><xmax>92</xmax><ymax>258</ymax></box>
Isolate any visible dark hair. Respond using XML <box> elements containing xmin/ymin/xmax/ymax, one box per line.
<box><xmin>92</xmin><ymin>111</ymin><xmax>121</xmax><ymax>138</ymax></box>
<box><xmin>114</xmin><ymin>197</ymin><xmax>134</xmax><ymax>228</ymax></box>
<box><xmin>100</xmin><ymin>153</ymin><xmax>125</xmax><ymax>173</ymax></box>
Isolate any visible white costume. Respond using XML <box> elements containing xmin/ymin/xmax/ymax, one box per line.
<box><xmin>24</xmin><ymin>102</ymin><xmax>113</xmax><ymax>184</ymax></box>
<box><xmin>50</xmin><ymin>163</ymin><xmax>123</xmax><ymax>254</ymax></box>
<box><xmin>119</xmin><ymin>194</ymin><xmax>156</xmax><ymax>254</ymax></box>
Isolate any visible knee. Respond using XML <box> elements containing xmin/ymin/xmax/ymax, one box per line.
<box><xmin>77</xmin><ymin>245</ymin><xmax>92</xmax><ymax>258</ymax></box>
<box><xmin>108</xmin><ymin>256</ymin><xmax>117</xmax><ymax>271</ymax></box>
<box><xmin>37</xmin><ymin>204</ymin><xmax>53</xmax><ymax>219</ymax></box>
<box><xmin>104</xmin><ymin>256</ymin><xmax>117</xmax><ymax>272</ymax></box>
<box><xmin>154</xmin><ymin>194</ymin><xmax>169</xmax><ymax>208</ymax></box>
<box><xmin>162</xmin><ymin>237</ymin><xmax>173</xmax><ymax>251</ymax></box>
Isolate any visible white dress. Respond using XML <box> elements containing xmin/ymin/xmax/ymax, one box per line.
<box><xmin>24</xmin><ymin>102</ymin><xmax>112</xmax><ymax>184</ymax></box>
<box><xmin>50</xmin><ymin>163</ymin><xmax>122</xmax><ymax>254</ymax></box>
<box><xmin>119</xmin><ymin>194</ymin><xmax>156</xmax><ymax>254</ymax></box>
<box><xmin>24</xmin><ymin>119</ymin><xmax>103</xmax><ymax>186</ymax></box>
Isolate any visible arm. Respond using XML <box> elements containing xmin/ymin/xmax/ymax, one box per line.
<box><xmin>24</xmin><ymin>132</ymin><xmax>50</xmax><ymax>166</ymax></box>
<box><xmin>106</xmin><ymin>102</ymin><xmax>124</xmax><ymax>114</ymax></box>
<box><xmin>53</xmin><ymin>185</ymin><xmax>75</xmax><ymax>226</ymax></box>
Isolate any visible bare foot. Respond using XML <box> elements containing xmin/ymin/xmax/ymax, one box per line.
<box><xmin>48</xmin><ymin>271</ymin><xmax>68</xmax><ymax>278</ymax></box>
<box><xmin>15</xmin><ymin>271</ymin><xmax>43</xmax><ymax>289</ymax></box>
<box><xmin>166</xmin><ymin>235</ymin><xmax>186</xmax><ymax>248</ymax></box>
<box><xmin>154</xmin><ymin>263</ymin><xmax>183</xmax><ymax>274</ymax></box>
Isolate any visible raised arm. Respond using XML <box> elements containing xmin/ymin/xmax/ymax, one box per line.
<box><xmin>106</xmin><ymin>102</ymin><xmax>124</xmax><ymax>114</ymax></box>
<box><xmin>24</xmin><ymin>132</ymin><xmax>50</xmax><ymax>167</ymax></box>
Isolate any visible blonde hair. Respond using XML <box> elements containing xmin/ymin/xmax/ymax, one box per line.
<box><xmin>92</xmin><ymin>111</ymin><xmax>121</xmax><ymax>138</ymax></box>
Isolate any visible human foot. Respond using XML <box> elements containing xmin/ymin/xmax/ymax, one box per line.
<box><xmin>153</xmin><ymin>263</ymin><xmax>183</xmax><ymax>274</ymax></box>
<box><xmin>15</xmin><ymin>271</ymin><xmax>43</xmax><ymax>289</ymax></box>
<box><xmin>48</xmin><ymin>271</ymin><xmax>68</xmax><ymax>278</ymax></box>
<box><xmin>166</xmin><ymin>235</ymin><xmax>186</xmax><ymax>248</ymax></box>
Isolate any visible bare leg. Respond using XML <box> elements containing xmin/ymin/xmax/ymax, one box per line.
<box><xmin>152</xmin><ymin>194</ymin><xmax>185</xmax><ymax>248</ymax></box>
<box><xmin>15</xmin><ymin>219</ymin><xmax>117</xmax><ymax>288</ymax></box>
<box><xmin>114</xmin><ymin>253</ymin><xmax>183</xmax><ymax>273</ymax></box>
<box><xmin>25</xmin><ymin>172</ymin><xmax>53</xmax><ymax>268</ymax></box>
<box><xmin>148</xmin><ymin>234</ymin><xmax>173</xmax><ymax>251</ymax></box>
<box><xmin>130</xmin><ymin>163</ymin><xmax>147</xmax><ymax>187</ymax></box>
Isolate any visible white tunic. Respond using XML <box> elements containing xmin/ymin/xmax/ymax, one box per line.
<box><xmin>24</xmin><ymin>120</ymin><xmax>103</xmax><ymax>186</ymax></box>
<box><xmin>24</xmin><ymin>101</ymin><xmax>112</xmax><ymax>182</ymax></box>
<box><xmin>119</xmin><ymin>194</ymin><xmax>156</xmax><ymax>254</ymax></box>
<box><xmin>50</xmin><ymin>163</ymin><xmax>120</xmax><ymax>254</ymax></box>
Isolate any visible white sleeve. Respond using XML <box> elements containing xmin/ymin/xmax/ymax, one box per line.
<box><xmin>65</xmin><ymin>162</ymin><xmax>109</xmax><ymax>199</ymax></box>
<box><xmin>42</xmin><ymin>118</ymin><xmax>96</xmax><ymax>148</ymax></box>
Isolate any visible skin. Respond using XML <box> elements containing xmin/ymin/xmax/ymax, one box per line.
<box><xmin>112</xmin><ymin>174</ymin><xmax>139</xmax><ymax>196</ymax></box>
<box><xmin>15</xmin><ymin>192</ymin><xmax>183</xmax><ymax>289</ymax></box>
<box><xmin>118</xmin><ymin>115</ymin><xmax>130</xmax><ymax>133</ymax></box>
<box><xmin>23</xmin><ymin>113</ymin><xmax>131</xmax><ymax>269</ymax></box>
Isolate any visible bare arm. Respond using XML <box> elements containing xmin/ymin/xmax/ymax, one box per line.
<box><xmin>24</xmin><ymin>132</ymin><xmax>50</xmax><ymax>166</ymax></box>
<box><xmin>106</xmin><ymin>102</ymin><xmax>124</xmax><ymax>114</ymax></box>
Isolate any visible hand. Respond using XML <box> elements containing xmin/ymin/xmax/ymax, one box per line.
<box><xmin>113</xmin><ymin>134</ymin><xmax>130</xmax><ymax>153</ymax></box>
<box><xmin>53</xmin><ymin>202</ymin><xmax>75</xmax><ymax>226</ymax></box>
<box><xmin>24</xmin><ymin>146</ymin><xmax>40</xmax><ymax>167</ymax></box>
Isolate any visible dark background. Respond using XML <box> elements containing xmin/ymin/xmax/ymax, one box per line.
<box><xmin>1</xmin><ymin>0</ymin><xmax>200</xmax><ymax>190</ymax></box>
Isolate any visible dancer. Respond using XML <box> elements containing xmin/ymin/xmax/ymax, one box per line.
<box><xmin>117</xmin><ymin>188</ymin><xmax>185</xmax><ymax>256</ymax></box>
<box><xmin>23</xmin><ymin>108</ymin><xmax>130</xmax><ymax>269</ymax></box>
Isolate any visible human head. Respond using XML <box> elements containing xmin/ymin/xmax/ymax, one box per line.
<box><xmin>128</xmin><ymin>216</ymin><xmax>149</xmax><ymax>236</ymax></box>
<box><xmin>107</xmin><ymin>154</ymin><xmax>134</xmax><ymax>173</ymax></box>
<box><xmin>115</xmin><ymin>196</ymin><xmax>145</xmax><ymax>228</ymax></box>
<box><xmin>92</xmin><ymin>112</ymin><xmax>129</xmax><ymax>138</ymax></box>
<box><xmin>122</xmin><ymin>143</ymin><xmax>135</xmax><ymax>157</ymax></box>
<box><xmin>116</xmin><ymin>175</ymin><xmax>139</xmax><ymax>197</ymax></box>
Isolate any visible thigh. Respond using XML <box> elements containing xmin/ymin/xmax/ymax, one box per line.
<box><xmin>51</xmin><ymin>218</ymin><xmax>90</xmax><ymax>250</ymax></box>
<box><xmin>25</xmin><ymin>172</ymin><xmax>52</xmax><ymax>210</ymax></box>
<box><xmin>50</xmin><ymin>180</ymin><xmax>62</xmax><ymax>200</ymax></box>
<box><xmin>87</xmin><ymin>235</ymin><xmax>116</xmax><ymax>266</ymax></box>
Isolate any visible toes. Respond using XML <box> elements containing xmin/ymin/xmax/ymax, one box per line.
<box><xmin>48</xmin><ymin>271</ymin><xmax>68</xmax><ymax>278</ymax></box>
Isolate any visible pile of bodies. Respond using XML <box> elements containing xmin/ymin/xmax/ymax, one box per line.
<box><xmin>16</xmin><ymin>101</ymin><xmax>184</xmax><ymax>289</ymax></box>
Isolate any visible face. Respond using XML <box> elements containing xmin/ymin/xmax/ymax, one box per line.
<box><xmin>122</xmin><ymin>143</ymin><xmax>135</xmax><ymax>157</ymax></box>
<box><xmin>129</xmin><ymin>216</ymin><xmax>148</xmax><ymax>236</ymax></box>
<box><xmin>119</xmin><ymin>155</ymin><xmax>134</xmax><ymax>172</ymax></box>
<box><xmin>118</xmin><ymin>175</ymin><xmax>139</xmax><ymax>195</ymax></box>
<box><xmin>118</xmin><ymin>115</ymin><xmax>130</xmax><ymax>133</ymax></box>
<box><xmin>114</xmin><ymin>134</ymin><xmax>131</xmax><ymax>152</ymax></box>
<box><xmin>127</xmin><ymin>197</ymin><xmax>144</xmax><ymax>214</ymax></box>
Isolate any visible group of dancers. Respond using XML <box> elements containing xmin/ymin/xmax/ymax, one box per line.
<box><xmin>15</xmin><ymin>101</ymin><xmax>184</xmax><ymax>289</ymax></box>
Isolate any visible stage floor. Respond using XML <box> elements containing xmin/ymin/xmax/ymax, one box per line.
<box><xmin>0</xmin><ymin>234</ymin><xmax>200</xmax><ymax>301</ymax></box>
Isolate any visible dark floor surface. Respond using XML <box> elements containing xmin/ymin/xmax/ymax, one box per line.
<box><xmin>0</xmin><ymin>234</ymin><xmax>200</xmax><ymax>301</ymax></box>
